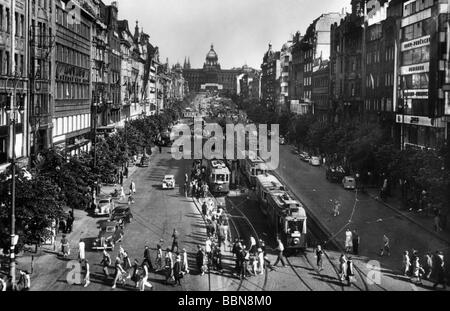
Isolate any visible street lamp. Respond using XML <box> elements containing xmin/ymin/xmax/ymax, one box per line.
<box><xmin>5</xmin><ymin>71</ymin><xmax>25</xmax><ymax>289</ymax></box>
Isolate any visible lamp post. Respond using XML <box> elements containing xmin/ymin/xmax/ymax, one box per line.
<box><xmin>5</xmin><ymin>71</ymin><xmax>25</xmax><ymax>289</ymax></box>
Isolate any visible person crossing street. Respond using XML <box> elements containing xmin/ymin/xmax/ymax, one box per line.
<box><xmin>273</xmin><ymin>237</ymin><xmax>286</xmax><ymax>268</ymax></box>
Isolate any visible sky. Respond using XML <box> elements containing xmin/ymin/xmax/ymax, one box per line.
<box><xmin>105</xmin><ymin>0</ymin><xmax>350</xmax><ymax>70</ymax></box>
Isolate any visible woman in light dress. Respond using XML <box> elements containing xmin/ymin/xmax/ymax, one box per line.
<box><xmin>402</xmin><ymin>250</ymin><xmax>411</xmax><ymax>276</ymax></box>
<box><xmin>139</xmin><ymin>263</ymin><xmax>153</xmax><ymax>291</ymax></box>
<box><xmin>345</xmin><ymin>229</ymin><xmax>353</xmax><ymax>253</ymax></box>
<box><xmin>257</xmin><ymin>248</ymin><xmax>265</xmax><ymax>275</ymax></box>
<box><xmin>182</xmin><ymin>248</ymin><xmax>190</xmax><ymax>274</ymax></box>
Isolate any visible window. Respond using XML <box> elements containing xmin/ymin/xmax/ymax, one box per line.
<box><xmin>402</xmin><ymin>46</ymin><xmax>430</xmax><ymax>65</ymax></box>
<box><xmin>6</xmin><ymin>8</ymin><xmax>10</xmax><ymax>33</ymax></box>
<box><xmin>20</xmin><ymin>14</ymin><xmax>24</xmax><ymax>37</ymax></box>
<box><xmin>14</xmin><ymin>12</ymin><xmax>18</xmax><ymax>36</ymax></box>
<box><xmin>403</xmin><ymin>73</ymin><xmax>429</xmax><ymax>89</ymax></box>
<box><xmin>0</xmin><ymin>6</ymin><xmax>3</xmax><ymax>31</ymax></box>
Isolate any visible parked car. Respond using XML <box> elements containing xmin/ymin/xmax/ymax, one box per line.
<box><xmin>342</xmin><ymin>176</ymin><xmax>356</xmax><ymax>190</ymax></box>
<box><xmin>162</xmin><ymin>175</ymin><xmax>175</xmax><ymax>189</ymax></box>
<box><xmin>92</xmin><ymin>221</ymin><xmax>123</xmax><ymax>250</ymax></box>
<box><xmin>110</xmin><ymin>206</ymin><xmax>133</xmax><ymax>225</ymax></box>
<box><xmin>299</xmin><ymin>152</ymin><xmax>311</xmax><ymax>162</ymax></box>
<box><xmin>326</xmin><ymin>166</ymin><xmax>346</xmax><ymax>183</ymax></box>
<box><xmin>309</xmin><ymin>156</ymin><xmax>321</xmax><ymax>166</ymax></box>
<box><xmin>94</xmin><ymin>198</ymin><xmax>114</xmax><ymax>217</ymax></box>
<box><xmin>140</xmin><ymin>156</ymin><xmax>150</xmax><ymax>167</ymax></box>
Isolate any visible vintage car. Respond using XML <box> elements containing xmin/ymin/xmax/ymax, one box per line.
<box><xmin>110</xmin><ymin>206</ymin><xmax>133</xmax><ymax>225</ymax></box>
<box><xmin>162</xmin><ymin>175</ymin><xmax>175</xmax><ymax>189</ymax></box>
<box><xmin>342</xmin><ymin>176</ymin><xmax>356</xmax><ymax>190</ymax></box>
<box><xmin>92</xmin><ymin>221</ymin><xmax>124</xmax><ymax>250</ymax></box>
<box><xmin>309</xmin><ymin>156</ymin><xmax>321</xmax><ymax>166</ymax></box>
<box><xmin>326</xmin><ymin>166</ymin><xmax>346</xmax><ymax>183</ymax></box>
<box><xmin>94</xmin><ymin>198</ymin><xmax>114</xmax><ymax>217</ymax></box>
<box><xmin>299</xmin><ymin>152</ymin><xmax>311</xmax><ymax>162</ymax></box>
<box><xmin>140</xmin><ymin>156</ymin><xmax>150</xmax><ymax>167</ymax></box>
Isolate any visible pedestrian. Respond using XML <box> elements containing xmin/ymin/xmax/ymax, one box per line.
<box><xmin>345</xmin><ymin>229</ymin><xmax>353</xmax><ymax>253</ymax></box>
<box><xmin>159</xmin><ymin>145</ymin><xmax>162</xmax><ymax>153</ymax></box>
<box><xmin>119</xmin><ymin>245</ymin><xmax>126</xmax><ymax>261</ymax></box>
<box><xmin>205</xmin><ymin>236</ymin><xmax>212</xmax><ymax>262</ymax></box>
<box><xmin>434</xmin><ymin>213</ymin><xmax>442</xmax><ymax>232</ymax></box>
<box><xmin>130</xmin><ymin>179</ymin><xmax>136</xmax><ymax>194</ymax></box>
<box><xmin>120</xmin><ymin>186</ymin><xmax>126</xmax><ymax>201</ymax></box>
<box><xmin>143</xmin><ymin>245</ymin><xmax>154</xmax><ymax>271</ymax></box>
<box><xmin>60</xmin><ymin>234</ymin><xmax>70</xmax><ymax>258</ymax></box>
<box><xmin>402</xmin><ymin>251</ymin><xmax>411</xmax><ymax>276</ymax></box>
<box><xmin>352</xmin><ymin>230</ymin><xmax>360</xmax><ymax>255</ymax></box>
<box><xmin>202</xmin><ymin>201</ymin><xmax>207</xmax><ymax>218</ymax></box>
<box><xmin>410</xmin><ymin>249</ymin><xmax>418</xmax><ymax>275</ymax></box>
<box><xmin>127</xmin><ymin>194</ymin><xmax>134</xmax><ymax>205</ymax></box>
<box><xmin>101</xmin><ymin>249</ymin><xmax>112</xmax><ymax>279</ymax></box>
<box><xmin>256</xmin><ymin>248</ymin><xmax>265</xmax><ymax>275</ymax></box>
<box><xmin>339</xmin><ymin>254</ymin><xmax>347</xmax><ymax>282</ymax></box>
<box><xmin>83</xmin><ymin>259</ymin><xmax>91</xmax><ymax>288</ymax></box>
<box><xmin>380</xmin><ymin>234</ymin><xmax>390</xmax><ymax>257</ymax></box>
<box><xmin>164</xmin><ymin>248</ymin><xmax>174</xmax><ymax>284</ymax></box>
<box><xmin>411</xmin><ymin>257</ymin><xmax>425</xmax><ymax>285</ymax></box>
<box><xmin>131</xmin><ymin>259</ymin><xmax>141</xmax><ymax>288</ymax></box>
<box><xmin>181</xmin><ymin>248</ymin><xmax>190</xmax><ymax>274</ymax></box>
<box><xmin>112</xmin><ymin>257</ymin><xmax>126</xmax><ymax>289</ymax></box>
<box><xmin>66</xmin><ymin>212</ymin><xmax>74</xmax><ymax>233</ymax></box>
<box><xmin>273</xmin><ymin>237</ymin><xmax>286</xmax><ymax>267</ymax></box>
<box><xmin>119</xmin><ymin>171</ymin><xmax>123</xmax><ymax>186</ymax></box>
<box><xmin>424</xmin><ymin>252</ymin><xmax>433</xmax><ymax>279</ymax></box>
<box><xmin>232</xmin><ymin>239</ymin><xmax>241</xmax><ymax>271</ymax></box>
<box><xmin>18</xmin><ymin>270</ymin><xmax>31</xmax><ymax>291</ymax></box>
<box><xmin>215</xmin><ymin>247</ymin><xmax>223</xmax><ymax>273</ymax></box>
<box><xmin>345</xmin><ymin>257</ymin><xmax>355</xmax><ymax>286</ymax></box>
<box><xmin>78</xmin><ymin>239</ymin><xmax>85</xmax><ymax>262</ymax></box>
<box><xmin>124</xmin><ymin>166</ymin><xmax>128</xmax><ymax>179</ymax></box>
<box><xmin>173</xmin><ymin>255</ymin><xmax>183</xmax><ymax>286</ymax></box>
<box><xmin>432</xmin><ymin>251</ymin><xmax>446</xmax><ymax>290</ymax></box>
<box><xmin>155</xmin><ymin>244</ymin><xmax>163</xmax><ymax>271</ymax></box>
<box><xmin>139</xmin><ymin>262</ymin><xmax>153</xmax><ymax>291</ymax></box>
<box><xmin>123</xmin><ymin>251</ymin><xmax>132</xmax><ymax>279</ymax></box>
<box><xmin>171</xmin><ymin>229</ymin><xmax>179</xmax><ymax>253</ymax></box>
<box><xmin>239</xmin><ymin>246</ymin><xmax>249</xmax><ymax>279</ymax></box>
<box><xmin>316</xmin><ymin>245</ymin><xmax>324</xmax><ymax>271</ymax></box>
<box><xmin>0</xmin><ymin>276</ymin><xmax>6</xmax><ymax>291</ymax></box>
<box><xmin>249</xmin><ymin>235</ymin><xmax>257</xmax><ymax>255</ymax></box>
<box><xmin>333</xmin><ymin>200</ymin><xmax>340</xmax><ymax>217</ymax></box>
<box><xmin>196</xmin><ymin>245</ymin><xmax>205</xmax><ymax>276</ymax></box>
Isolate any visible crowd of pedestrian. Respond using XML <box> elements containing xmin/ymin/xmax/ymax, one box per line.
<box><xmin>401</xmin><ymin>249</ymin><xmax>446</xmax><ymax>289</ymax></box>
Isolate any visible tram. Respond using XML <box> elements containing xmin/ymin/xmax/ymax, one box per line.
<box><xmin>205</xmin><ymin>159</ymin><xmax>231</xmax><ymax>194</ymax></box>
<box><xmin>266</xmin><ymin>190</ymin><xmax>307</xmax><ymax>250</ymax></box>
<box><xmin>255</xmin><ymin>173</ymin><xmax>285</xmax><ymax>215</ymax></box>
<box><xmin>240</xmin><ymin>151</ymin><xmax>270</xmax><ymax>188</ymax></box>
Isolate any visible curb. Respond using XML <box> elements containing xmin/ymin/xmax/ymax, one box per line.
<box><xmin>366</xmin><ymin>192</ymin><xmax>450</xmax><ymax>246</ymax></box>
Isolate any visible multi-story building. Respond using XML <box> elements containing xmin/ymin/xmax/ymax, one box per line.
<box><xmin>396</xmin><ymin>0</ymin><xmax>448</xmax><ymax>149</ymax></box>
<box><xmin>0</xmin><ymin>0</ymin><xmax>30</xmax><ymax>170</ymax></box>
<box><xmin>363</xmin><ymin>0</ymin><xmax>402</xmax><ymax>140</ymax></box>
<box><xmin>312</xmin><ymin>60</ymin><xmax>330</xmax><ymax>121</ymax></box>
<box><xmin>103</xmin><ymin>2</ymin><xmax>121</xmax><ymax>126</ymax></box>
<box><xmin>117</xmin><ymin>18</ymin><xmax>133</xmax><ymax>120</ymax></box>
<box><xmin>261</xmin><ymin>43</ymin><xmax>280</xmax><ymax>110</ymax></box>
<box><xmin>53</xmin><ymin>0</ymin><xmax>95</xmax><ymax>156</ymax></box>
<box><xmin>29</xmin><ymin>0</ymin><xmax>54</xmax><ymax>161</ymax></box>
<box><xmin>302</xmin><ymin>12</ymin><xmax>345</xmax><ymax>116</ymax></box>
<box><xmin>279</xmin><ymin>40</ymin><xmax>292</xmax><ymax>112</ymax></box>
<box><xmin>289</xmin><ymin>32</ymin><xmax>305</xmax><ymax>115</ymax></box>
<box><xmin>183</xmin><ymin>45</ymin><xmax>241</xmax><ymax>95</ymax></box>
<box><xmin>237</xmin><ymin>65</ymin><xmax>260</xmax><ymax>102</ymax></box>
<box><xmin>330</xmin><ymin>2</ymin><xmax>365</xmax><ymax>123</ymax></box>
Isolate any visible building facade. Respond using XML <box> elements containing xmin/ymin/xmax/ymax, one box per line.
<box><xmin>397</xmin><ymin>0</ymin><xmax>448</xmax><ymax>149</ymax></box>
<box><xmin>261</xmin><ymin>43</ymin><xmax>280</xmax><ymax>110</ymax></box>
<box><xmin>183</xmin><ymin>45</ymin><xmax>241</xmax><ymax>95</ymax></box>
<box><xmin>52</xmin><ymin>0</ymin><xmax>95</xmax><ymax>156</ymax></box>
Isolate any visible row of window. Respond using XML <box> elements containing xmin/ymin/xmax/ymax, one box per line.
<box><xmin>56</xmin><ymin>7</ymin><xmax>90</xmax><ymax>39</ymax></box>
<box><xmin>402</xmin><ymin>45</ymin><xmax>429</xmax><ymax>66</ymax></box>
<box><xmin>364</xmin><ymin>99</ymin><xmax>393</xmax><ymax>112</ymax></box>
<box><xmin>403</xmin><ymin>0</ymin><xmax>434</xmax><ymax>18</ymax></box>
<box><xmin>367</xmin><ymin>50</ymin><xmax>381</xmax><ymax>64</ymax></box>
<box><xmin>403</xmin><ymin>72</ymin><xmax>429</xmax><ymax>89</ymax></box>
<box><xmin>304</xmin><ymin>63</ymin><xmax>313</xmax><ymax>73</ymax></box>
<box><xmin>0</xmin><ymin>6</ymin><xmax>25</xmax><ymax>37</ymax></box>
<box><xmin>365</xmin><ymin>73</ymin><xmax>395</xmax><ymax>88</ymax></box>
<box><xmin>404</xmin><ymin>98</ymin><xmax>429</xmax><ymax>116</ymax></box>
<box><xmin>313</xmin><ymin>77</ymin><xmax>328</xmax><ymax>88</ymax></box>
<box><xmin>403</xmin><ymin>19</ymin><xmax>433</xmax><ymax>42</ymax></box>
<box><xmin>304</xmin><ymin>76</ymin><xmax>312</xmax><ymax>86</ymax></box>
<box><xmin>56</xmin><ymin>82</ymin><xmax>90</xmax><ymax>100</ymax></box>
<box><xmin>53</xmin><ymin>113</ymin><xmax>91</xmax><ymax>137</ymax></box>
<box><xmin>56</xmin><ymin>44</ymin><xmax>90</xmax><ymax>69</ymax></box>
<box><xmin>0</xmin><ymin>50</ymin><xmax>25</xmax><ymax>76</ymax></box>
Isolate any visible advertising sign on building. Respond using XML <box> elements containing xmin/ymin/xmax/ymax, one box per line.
<box><xmin>401</xmin><ymin>35</ymin><xmax>431</xmax><ymax>52</ymax></box>
<box><xmin>400</xmin><ymin>62</ymin><xmax>430</xmax><ymax>75</ymax></box>
<box><xmin>366</xmin><ymin>0</ymin><xmax>389</xmax><ymax>26</ymax></box>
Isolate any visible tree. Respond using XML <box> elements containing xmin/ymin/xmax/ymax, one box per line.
<box><xmin>0</xmin><ymin>169</ymin><xmax>64</xmax><ymax>253</ymax></box>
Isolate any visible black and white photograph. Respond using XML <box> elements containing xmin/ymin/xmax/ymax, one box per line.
<box><xmin>0</xmin><ymin>0</ymin><xmax>449</xmax><ymax>300</ymax></box>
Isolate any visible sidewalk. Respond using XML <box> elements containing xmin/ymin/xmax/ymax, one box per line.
<box><xmin>1</xmin><ymin>148</ymin><xmax>157</xmax><ymax>289</ymax></box>
<box><xmin>364</xmin><ymin>186</ymin><xmax>450</xmax><ymax>245</ymax></box>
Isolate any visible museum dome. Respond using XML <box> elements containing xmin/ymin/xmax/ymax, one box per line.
<box><xmin>206</xmin><ymin>44</ymin><xmax>218</xmax><ymax>62</ymax></box>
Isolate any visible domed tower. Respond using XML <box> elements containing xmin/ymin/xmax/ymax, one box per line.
<box><xmin>204</xmin><ymin>44</ymin><xmax>220</xmax><ymax>70</ymax></box>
